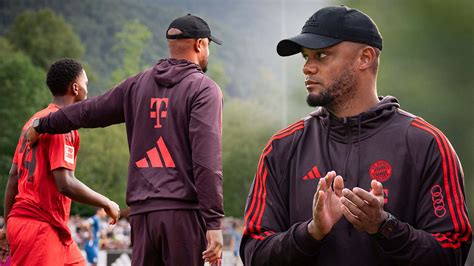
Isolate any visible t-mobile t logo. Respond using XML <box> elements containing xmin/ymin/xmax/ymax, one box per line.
<box><xmin>150</xmin><ymin>98</ymin><xmax>168</xmax><ymax>128</ymax></box>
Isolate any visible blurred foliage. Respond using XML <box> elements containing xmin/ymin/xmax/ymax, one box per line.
<box><xmin>6</xmin><ymin>9</ymin><xmax>84</xmax><ymax>69</ymax></box>
<box><xmin>0</xmin><ymin>37</ymin><xmax>50</xmax><ymax>209</ymax></box>
<box><xmin>71</xmin><ymin>125</ymin><xmax>129</xmax><ymax>216</ymax></box>
<box><xmin>223</xmin><ymin>99</ymin><xmax>279</xmax><ymax>216</ymax></box>
<box><xmin>110</xmin><ymin>20</ymin><xmax>152</xmax><ymax>86</ymax></box>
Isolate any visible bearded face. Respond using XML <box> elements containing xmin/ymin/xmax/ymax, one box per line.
<box><xmin>306</xmin><ymin>63</ymin><xmax>356</xmax><ymax>109</ymax></box>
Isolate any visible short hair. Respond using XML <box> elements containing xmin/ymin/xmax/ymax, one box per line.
<box><xmin>46</xmin><ymin>58</ymin><xmax>83</xmax><ymax>96</ymax></box>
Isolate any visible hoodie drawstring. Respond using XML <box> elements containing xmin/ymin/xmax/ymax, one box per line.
<box><xmin>356</xmin><ymin>115</ymin><xmax>362</xmax><ymax>187</ymax></box>
<box><xmin>326</xmin><ymin>117</ymin><xmax>333</xmax><ymax>171</ymax></box>
<box><xmin>342</xmin><ymin>118</ymin><xmax>352</xmax><ymax>181</ymax></box>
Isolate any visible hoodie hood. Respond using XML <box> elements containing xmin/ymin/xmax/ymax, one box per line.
<box><xmin>154</xmin><ymin>58</ymin><xmax>203</xmax><ymax>88</ymax></box>
<box><xmin>310</xmin><ymin>96</ymin><xmax>400</xmax><ymax>143</ymax></box>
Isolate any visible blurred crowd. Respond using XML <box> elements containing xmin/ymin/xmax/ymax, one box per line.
<box><xmin>67</xmin><ymin>215</ymin><xmax>243</xmax><ymax>250</ymax></box>
<box><xmin>1</xmin><ymin>215</ymin><xmax>244</xmax><ymax>265</ymax></box>
<box><xmin>68</xmin><ymin>215</ymin><xmax>131</xmax><ymax>250</ymax></box>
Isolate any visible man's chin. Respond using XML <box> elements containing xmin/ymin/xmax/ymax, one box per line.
<box><xmin>306</xmin><ymin>93</ymin><xmax>333</xmax><ymax>107</ymax></box>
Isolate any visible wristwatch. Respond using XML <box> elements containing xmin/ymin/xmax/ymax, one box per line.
<box><xmin>31</xmin><ymin>118</ymin><xmax>41</xmax><ymax>131</ymax></box>
<box><xmin>373</xmin><ymin>212</ymin><xmax>398</xmax><ymax>240</ymax></box>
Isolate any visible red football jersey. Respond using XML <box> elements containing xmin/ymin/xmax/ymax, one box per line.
<box><xmin>9</xmin><ymin>104</ymin><xmax>80</xmax><ymax>245</ymax></box>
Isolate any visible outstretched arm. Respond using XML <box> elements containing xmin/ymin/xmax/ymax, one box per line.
<box><xmin>27</xmin><ymin>74</ymin><xmax>139</xmax><ymax>143</ymax></box>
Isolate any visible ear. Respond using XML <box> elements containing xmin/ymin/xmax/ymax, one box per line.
<box><xmin>359</xmin><ymin>46</ymin><xmax>376</xmax><ymax>71</ymax></box>
<box><xmin>194</xmin><ymin>39</ymin><xmax>203</xmax><ymax>53</ymax></box>
<box><xmin>71</xmin><ymin>82</ymin><xmax>79</xmax><ymax>96</ymax></box>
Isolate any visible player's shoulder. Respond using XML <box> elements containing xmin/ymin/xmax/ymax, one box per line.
<box><xmin>267</xmin><ymin>119</ymin><xmax>306</xmax><ymax>147</ymax></box>
<box><xmin>199</xmin><ymin>74</ymin><xmax>222</xmax><ymax>92</ymax></box>
<box><xmin>21</xmin><ymin>105</ymin><xmax>58</xmax><ymax>131</ymax></box>
<box><xmin>404</xmin><ymin>113</ymin><xmax>454</xmax><ymax>157</ymax></box>
<box><xmin>407</xmin><ymin>115</ymin><xmax>448</xmax><ymax>143</ymax></box>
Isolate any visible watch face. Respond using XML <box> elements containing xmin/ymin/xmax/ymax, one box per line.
<box><xmin>32</xmin><ymin>118</ymin><xmax>40</xmax><ymax>128</ymax></box>
<box><xmin>380</xmin><ymin>217</ymin><xmax>397</xmax><ymax>238</ymax></box>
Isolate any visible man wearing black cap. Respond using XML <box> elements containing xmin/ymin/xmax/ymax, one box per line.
<box><xmin>27</xmin><ymin>14</ymin><xmax>224</xmax><ymax>265</ymax></box>
<box><xmin>241</xmin><ymin>5</ymin><xmax>471</xmax><ymax>265</ymax></box>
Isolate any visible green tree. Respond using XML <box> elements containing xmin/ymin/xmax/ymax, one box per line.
<box><xmin>207</xmin><ymin>60</ymin><xmax>230</xmax><ymax>93</ymax></box>
<box><xmin>73</xmin><ymin>20</ymin><xmax>155</xmax><ymax>214</ymax></box>
<box><xmin>109</xmin><ymin>20</ymin><xmax>152</xmax><ymax>85</ymax></box>
<box><xmin>0</xmin><ymin>37</ymin><xmax>49</xmax><ymax>214</ymax></box>
<box><xmin>223</xmin><ymin>99</ymin><xmax>279</xmax><ymax>217</ymax></box>
<box><xmin>72</xmin><ymin>126</ymin><xmax>129</xmax><ymax>216</ymax></box>
<box><xmin>6</xmin><ymin>9</ymin><xmax>85</xmax><ymax>69</ymax></box>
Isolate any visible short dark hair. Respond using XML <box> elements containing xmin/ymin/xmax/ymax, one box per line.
<box><xmin>46</xmin><ymin>58</ymin><xmax>83</xmax><ymax>96</ymax></box>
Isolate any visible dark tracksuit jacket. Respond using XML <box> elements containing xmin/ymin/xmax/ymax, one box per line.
<box><xmin>36</xmin><ymin>58</ymin><xmax>224</xmax><ymax>229</ymax></box>
<box><xmin>241</xmin><ymin>96</ymin><xmax>471</xmax><ymax>265</ymax></box>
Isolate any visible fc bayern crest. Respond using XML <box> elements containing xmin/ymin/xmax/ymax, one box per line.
<box><xmin>369</xmin><ymin>160</ymin><xmax>392</xmax><ymax>182</ymax></box>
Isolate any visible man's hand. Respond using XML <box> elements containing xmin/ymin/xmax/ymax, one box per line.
<box><xmin>104</xmin><ymin>200</ymin><xmax>120</xmax><ymax>225</ymax></box>
<box><xmin>119</xmin><ymin>207</ymin><xmax>131</xmax><ymax>220</ymax></box>
<box><xmin>0</xmin><ymin>228</ymin><xmax>9</xmax><ymax>262</ymax></box>
<box><xmin>202</xmin><ymin>229</ymin><xmax>223</xmax><ymax>265</ymax></box>
<box><xmin>308</xmin><ymin>171</ymin><xmax>344</xmax><ymax>240</ymax></box>
<box><xmin>26</xmin><ymin>118</ymin><xmax>41</xmax><ymax>145</ymax></box>
<box><xmin>340</xmin><ymin>179</ymin><xmax>387</xmax><ymax>234</ymax></box>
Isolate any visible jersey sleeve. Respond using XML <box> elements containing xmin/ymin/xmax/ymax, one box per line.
<box><xmin>374</xmin><ymin>118</ymin><xmax>471</xmax><ymax>266</ymax></box>
<box><xmin>241</xmin><ymin>125</ymin><xmax>324</xmax><ymax>265</ymax></box>
<box><xmin>48</xmin><ymin>132</ymin><xmax>78</xmax><ymax>171</ymax></box>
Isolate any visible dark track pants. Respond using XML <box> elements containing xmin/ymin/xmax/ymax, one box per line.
<box><xmin>130</xmin><ymin>209</ymin><xmax>207</xmax><ymax>266</ymax></box>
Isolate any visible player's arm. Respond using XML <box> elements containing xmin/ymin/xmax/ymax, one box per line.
<box><xmin>0</xmin><ymin>163</ymin><xmax>18</xmax><ymax>260</ymax></box>
<box><xmin>1</xmin><ymin>163</ymin><xmax>18</xmax><ymax>250</ymax></box>
<box><xmin>119</xmin><ymin>207</ymin><xmax>130</xmax><ymax>219</ymax></box>
<box><xmin>367</xmin><ymin>121</ymin><xmax>472</xmax><ymax>265</ymax></box>
<box><xmin>3</xmin><ymin>163</ymin><xmax>19</xmax><ymax>226</ymax></box>
<box><xmin>27</xmin><ymin>74</ymin><xmax>140</xmax><ymax>142</ymax></box>
<box><xmin>188</xmin><ymin>80</ymin><xmax>224</xmax><ymax>263</ymax></box>
<box><xmin>241</xmin><ymin>142</ymin><xmax>327</xmax><ymax>265</ymax></box>
<box><xmin>52</xmin><ymin>168</ymin><xmax>120</xmax><ymax>225</ymax></box>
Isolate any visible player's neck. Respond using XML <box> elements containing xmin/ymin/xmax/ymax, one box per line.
<box><xmin>52</xmin><ymin>96</ymin><xmax>75</xmax><ymax>108</ymax></box>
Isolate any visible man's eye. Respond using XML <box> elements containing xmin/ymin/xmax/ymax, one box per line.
<box><xmin>302</xmin><ymin>54</ymin><xmax>308</xmax><ymax>60</ymax></box>
<box><xmin>317</xmin><ymin>52</ymin><xmax>327</xmax><ymax>59</ymax></box>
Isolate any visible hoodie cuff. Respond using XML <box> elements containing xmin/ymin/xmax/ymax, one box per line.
<box><xmin>294</xmin><ymin>220</ymin><xmax>325</xmax><ymax>255</ymax></box>
<box><xmin>205</xmin><ymin>217</ymin><xmax>223</xmax><ymax>230</ymax></box>
<box><xmin>373</xmin><ymin>220</ymin><xmax>407</xmax><ymax>251</ymax></box>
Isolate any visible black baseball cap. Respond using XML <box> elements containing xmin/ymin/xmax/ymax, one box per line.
<box><xmin>166</xmin><ymin>14</ymin><xmax>222</xmax><ymax>45</ymax></box>
<box><xmin>277</xmin><ymin>6</ymin><xmax>382</xmax><ymax>56</ymax></box>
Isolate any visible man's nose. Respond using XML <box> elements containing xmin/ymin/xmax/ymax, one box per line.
<box><xmin>303</xmin><ymin>61</ymin><xmax>318</xmax><ymax>75</ymax></box>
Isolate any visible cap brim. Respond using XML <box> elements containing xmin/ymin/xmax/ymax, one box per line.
<box><xmin>277</xmin><ymin>33</ymin><xmax>342</xmax><ymax>56</ymax></box>
<box><xmin>209</xmin><ymin>35</ymin><xmax>222</xmax><ymax>45</ymax></box>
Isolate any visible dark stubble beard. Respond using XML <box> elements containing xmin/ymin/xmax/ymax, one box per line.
<box><xmin>200</xmin><ymin>58</ymin><xmax>208</xmax><ymax>73</ymax></box>
<box><xmin>306</xmin><ymin>65</ymin><xmax>356</xmax><ymax>109</ymax></box>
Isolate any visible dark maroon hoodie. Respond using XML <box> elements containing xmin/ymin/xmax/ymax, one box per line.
<box><xmin>36</xmin><ymin>58</ymin><xmax>224</xmax><ymax>229</ymax></box>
